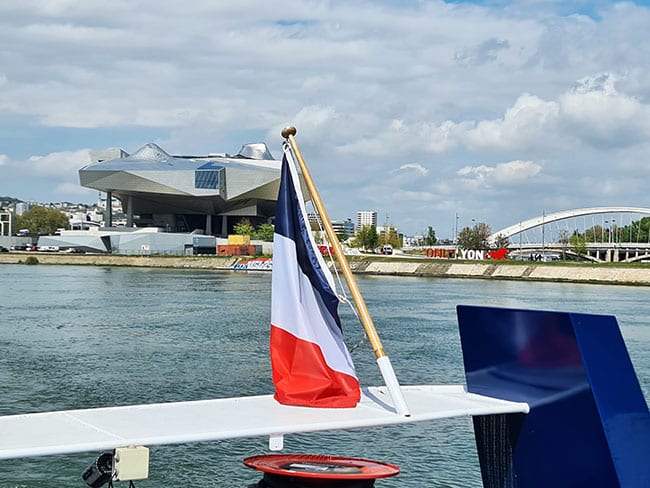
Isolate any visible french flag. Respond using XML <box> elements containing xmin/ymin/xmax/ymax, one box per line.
<box><xmin>270</xmin><ymin>148</ymin><xmax>361</xmax><ymax>408</ymax></box>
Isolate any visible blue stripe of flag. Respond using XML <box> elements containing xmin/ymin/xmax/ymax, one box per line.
<box><xmin>274</xmin><ymin>154</ymin><xmax>342</xmax><ymax>331</ymax></box>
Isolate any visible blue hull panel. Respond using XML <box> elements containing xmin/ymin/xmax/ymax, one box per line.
<box><xmin>457</xmin><ymin>305</ymin><xmax>650</xmax><ymax>488</ymax></box>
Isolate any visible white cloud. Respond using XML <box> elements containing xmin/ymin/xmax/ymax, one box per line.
<box><xmin>457</xmin><ymin>164</ymin><xmax>494</xmax><ymax>190</ymax></box>
<box><xmin>353</xmin><ymin>71</ymin><xmax>650</xmax><ymax>161</ymax></box>
<box><xmin>560</xmin><ymin>72</ymin><xmax>650</xmax><ymax>146</ymax></box>
<box><xmin>398</xmin><ymin>163</ymin><xmax>429</xmax><ymax>176</ymax></box>
<box><xmin>458</xmin><ymin>160</ymin><xmax>542</xmax><ymax>189</ymax></box>
<box><xmin>0</xmin><ymin>154</ymin><xmax>7</xmax><ymax>166</ymax></box>
<box><xmin>1</xmin><ymin>1</ymin><xmax>650</xmax><ymax>234</ymax></box>
<box><xmin>462</xmin><ymin>95</ymin><xmax>561</xmax><ymax>151</ymax></box>
<box><xmin>493</xmin><ymin>160</ymin><xmax>542</xmax><ymax>183</ymax></box>
<box><xmin>454</xmin><ymin>37</ymin><xmax>511</xmax><ymax>66</ymax></box>
<box><xmin>27</xmin><ymin>149</ymin><xmax>91</xmax><ymax>176</ymax></box>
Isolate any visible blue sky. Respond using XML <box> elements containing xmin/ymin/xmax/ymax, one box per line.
<box><xmin>1</xmin><ymin>0</ymin><xmax>650</xmax><ymax>236</ymax></box>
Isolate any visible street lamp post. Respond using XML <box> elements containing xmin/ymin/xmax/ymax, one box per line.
<box><xmin>541</xmin><ymin>211</ymin><xmax>545</xmax><ymax>260</ymax></box>
<box><xmin>471</xmin><ymin>219</ymin><xmax>476</xmax><ymax>249</ymax></box>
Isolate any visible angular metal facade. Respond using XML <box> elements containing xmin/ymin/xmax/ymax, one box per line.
<box><xmin>79</xmin><ymin>142</ymin><xmax>281</xmax><ymax>235</ymax></box>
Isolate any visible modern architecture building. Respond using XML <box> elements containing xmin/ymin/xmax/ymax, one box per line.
<box><xmin>356</xmin><ymin>211</ymin><xmax>377</xmax><ymax>232</ymax></box>
<box><xmin>79</xmin><ymin>142</ymin><xmax>282</xmax><ymax>237</ymax></box>
<box><xmin>332</xmin><ymin>219</ymin><xmax>355</xmax><ymax>238</ymax></box>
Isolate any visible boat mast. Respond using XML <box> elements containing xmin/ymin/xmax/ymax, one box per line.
<box><xmin>282</xmin><ymin>126</ymin><xmax>410</xmax><ymax>416</ymax></box>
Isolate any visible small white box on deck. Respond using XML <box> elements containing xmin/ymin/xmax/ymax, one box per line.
<box><xmin>113</xmin><ymin>446</ymin><xmax>149</xmax><ymax>481</ymax></box>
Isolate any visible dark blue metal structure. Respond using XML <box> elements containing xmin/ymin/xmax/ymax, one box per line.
<box><xmin>458</xmin><ymin>305</ymin><xmax>650</xmax><ymax>488</ymax></box>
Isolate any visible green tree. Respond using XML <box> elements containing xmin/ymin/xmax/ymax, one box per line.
<box><xmin>569</xmin><ymin>233</ymin><xmax>588</xmax><ymax>257</ymax></box>
<box><xmin>233</xmin><ymin>218</ymin><xmax>255</xmax><ymax>236</ymax></box>
<box><xmin>335</xmin><ymin>229</ymin><xmax>349</xmax><ymax>242</ymax></box>
<box><xmin>456</xmin><ymin>222</ymin><xmax>491</xmax><ymax>250</ymax></box>
<box><xmin>637</xmin><ymin>217</ymin><xmax>650</xmax><ymax>242</ymax></box>
<box><xmin>254</xmin><ymin>223</ymin><xmax>274</xmax><ymax>242</ymax></box>
<box><xmin>423</xmin><ymin>226</ymin><xmax>437</xmax><ymax>246</ymax></box>
<box><xmin>14</xmin><ymin>206</ymin><xmax>69</xmax><ymax>236</ymax></box>
<box><xmin>558</xmin><ymin>229</ymin><xmax>570</xmax><ymax>260</ymax></box>
<box><xmin>633</xmin><ymin>217</ymin><xmax>650</xmax><ymax>243</ymax></box>
<box><xmin>366</xmin><ymin>225</ymin><xmax>379</xmax><ymax>251</ymax></box>
<box><xmin>492</xmin><ymin>233</ymin><xmax>510</xmax><ymax>249</ymax></box>
<box><xmin>352</xmin><ymin>225</ymin><xmax>379</xmax><ymax>251</ymax></box>
<box><xmin>584</xmin><ymin>225</ymin><xmax>604</xmax><ymax>243</ymax></box>
<box><xmin>379</xmin><ymin>227</ymin><xmax>401</xmax><ymax>249</ymax></box>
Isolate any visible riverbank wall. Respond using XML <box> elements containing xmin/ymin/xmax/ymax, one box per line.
<box><xmin>348</xmin><ymin>259</ymin><xmax>650</xmax><ymax>286</ymax></box>
<box><xmin>2</xmin><ymin>252</ymin><xmax>650</xmax><ymax>286</ymax></box>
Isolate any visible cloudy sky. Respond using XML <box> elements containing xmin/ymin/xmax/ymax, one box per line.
<box><xmin>1</xmin><ymin>0</ymin><xmax>650</xmax><ymax>237</ymax></box>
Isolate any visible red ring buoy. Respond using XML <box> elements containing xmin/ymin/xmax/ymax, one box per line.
<box><xmin>244</xmin><ymin>454</ymin><xmax>400</xmax><ymax>481</ymax></box>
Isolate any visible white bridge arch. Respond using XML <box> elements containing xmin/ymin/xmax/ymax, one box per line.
<box><xmin>490</xmin><ymin>206</ymin><xmax>650</xmax><ymax>241</ymax></box>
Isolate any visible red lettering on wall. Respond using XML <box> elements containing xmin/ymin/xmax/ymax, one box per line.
<box><xmin>487</xmin><ymin>248</ymin><xmax>508</xmax><ymax>260</ymax></box>
<box><xmin>425</xmin><ymin>248</ymin><xmax>456</xmax><ymax>259</ymax></box>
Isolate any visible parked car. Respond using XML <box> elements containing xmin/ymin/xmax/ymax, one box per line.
<box><xmin>0</xmin><ymin>246</ymin><xmax>8</xmax><ymax>252</ymax></box>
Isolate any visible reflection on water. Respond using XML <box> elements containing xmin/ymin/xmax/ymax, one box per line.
<box><xmin>0</xmin><ymin>265</ymin><xmax>647</xmax><ymax>487</ymax></box>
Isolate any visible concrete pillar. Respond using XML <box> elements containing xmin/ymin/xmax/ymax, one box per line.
<box><xmin>221</xmin><ymin>215</ymin><xmax>228</xmax><ymax>238</ymax></box>
<box><xmin>126</xmin><ymin>195</ymin><xmax>134</xmax><ymax>227</ymax></box>
<box><xmin>205</xmin><ymin>214</ymin><xmax>212</xmax><ymax>235</ymax></box>
<box><xmin>105</xmin><ymin>191</ymin><xmax>113</xmax><ymax>228</ymax></box>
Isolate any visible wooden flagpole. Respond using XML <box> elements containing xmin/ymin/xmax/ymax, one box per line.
<box><xmin>282</xmin><ymin>126</ymin><xmax>410</xmax><ymax>416</ymax></box>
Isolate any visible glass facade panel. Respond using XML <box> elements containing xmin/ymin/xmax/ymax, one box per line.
<box><xmin>195</xmin><ymin>170</ymin><xmax>220</xmax><ymax>189</ymax></box>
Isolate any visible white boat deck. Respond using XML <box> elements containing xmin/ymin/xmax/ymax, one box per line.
<box><xmin>0</xmin><ymin>384</ymin><xmax>529</xmax><ymax>460</ymax></box>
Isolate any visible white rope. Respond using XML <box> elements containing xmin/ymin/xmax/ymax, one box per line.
<box><xmin>305</xmin><ymin>191</ymin><xmax>365</xmax><ymax>352</ymax></box>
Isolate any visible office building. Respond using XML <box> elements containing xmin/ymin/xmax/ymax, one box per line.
<box><xmin>356</xmin><ymin>211</ymin><xmax>377</xmax><ymax>232</ymax></box>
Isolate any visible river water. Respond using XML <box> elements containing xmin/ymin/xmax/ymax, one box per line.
<box><xmin>0</xmin><ymin>264</ymin><xmax>648</xmax><ymax>487</ymax></box>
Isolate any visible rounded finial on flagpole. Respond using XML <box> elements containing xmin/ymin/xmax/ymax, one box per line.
<box><xmin>282</xmin><ymin>126</ymin><xmax>297</xmax><ymax>138</ymax></box>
